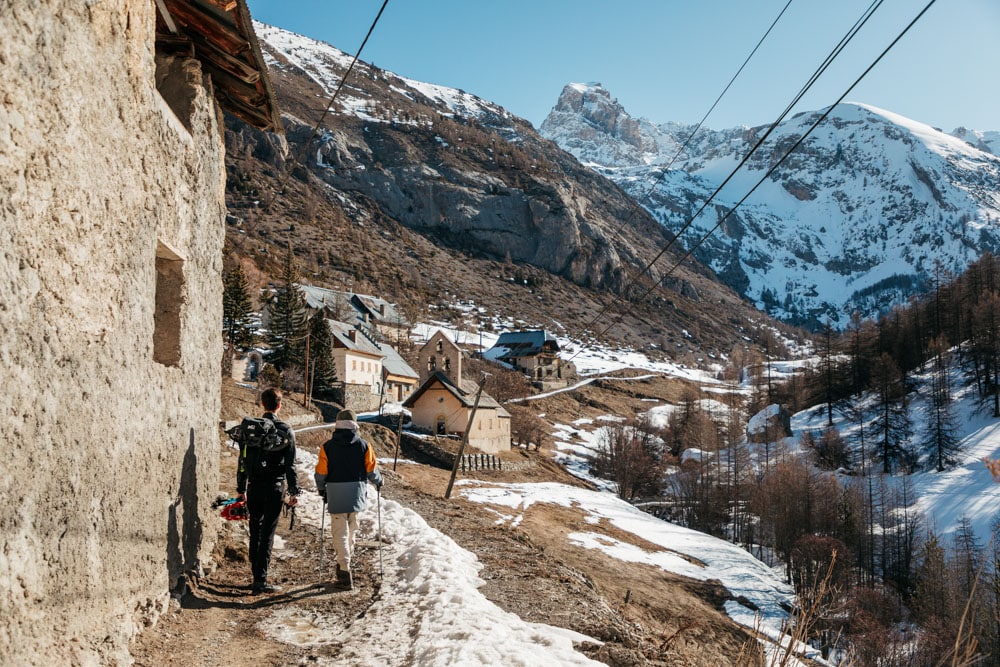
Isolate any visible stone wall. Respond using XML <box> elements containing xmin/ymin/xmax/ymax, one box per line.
<box><xmin>342</xmin><ymin>382</ymin><xmax>381</xmax><ymax>413</ymax></box>
<box><xmin>0</xmin><ymin>2</ymin><xmax>226</xmax><ymax>663</ymax></box>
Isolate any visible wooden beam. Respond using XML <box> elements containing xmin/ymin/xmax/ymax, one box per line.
<box><xmin>155</xmin><ymin>0</ymin><xmax>178</xmax><ymax>34</ymax></box>
<box><xmin>200</xmin><ymin>0</ymin><xmax>238</xmax><ymax>11</ymax></box>
<box><xmin>188</xmin><ymin>32</ymin><xmax>260</xmax><ymax>83</ymax></box>
<box><xmin>163</xmin><ymin>0</ymin><xmax>249</xmax><ymax>55</ymax></box>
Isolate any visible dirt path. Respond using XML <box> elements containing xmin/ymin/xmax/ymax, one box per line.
<box><xmin>130</xmin><ymin>508</ymin><xmax>381</xmax><ymax>666</ymax></box>
<box><xmin>133</xmin><ymin>378</ymin><xmax>757</xmax><ymax>666</ymax></box>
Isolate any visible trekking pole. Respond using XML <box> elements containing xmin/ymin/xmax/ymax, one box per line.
<box><xmin>318</xmin><ymin>496</ymin><xmax>326</xmax><ymax>582</ymax></box>
<box><xmin>377</xmin><ymin>485</ymin><xmax>384</xmax><ymax>579</ymax></box>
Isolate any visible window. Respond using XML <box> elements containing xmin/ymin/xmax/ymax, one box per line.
<box><xmin>436</xmin><ymin>416</ymin><xmax>447</xmax><ymax>435</ymax></box>
<box><xmin>436</xmin><ymin>340</ymin><xmax>443</xmax><ymax>353</ymax></box>
<box><xmin>444</xmin><ymin>357</ymin><xmax>451</xmax><ymax>372</ymax></box>
<box><xmin>352</xmin><ymin>360</ymin><xmax>357</xmax><ymax>371</ymax></box>
<box><xmin>153</xmin><ymin>241</ymin><xmax>184</xmax><ymax>367</ymax></box>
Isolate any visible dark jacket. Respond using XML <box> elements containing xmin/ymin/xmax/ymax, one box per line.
<box><xmin>236</xmin><ymin>412</ymin><xmax>299</xmax><ymax>495</ymax></box>
<box><xmin>314</xmin><ymin>425</ymin><xmax>382</xmax><ymax>513</ymax></box>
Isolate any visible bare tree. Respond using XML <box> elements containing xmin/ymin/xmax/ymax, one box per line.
<box><xmin>591</xmin><ymin>419</ymin><xmax>667</xmax><ymax>502</ymax></box>
<box><xmin>508</xmin><ymin>405</ymin><xmax>547</xmax><ymax>450</ymax></box>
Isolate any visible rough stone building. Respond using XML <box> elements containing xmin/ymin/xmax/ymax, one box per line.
<box><xmin>1</xmin><ymin>1</ymin><xmax>280</xmax><ymax>664</ymax></box>
<box><xmin>406</xmin><ymin>330</ymin><xmax>511</xmax><ymax>453</ymax></box>
<box><xmin>484</xmin><ymin>329</ymin><xmax>577</xmax><ymax>390</ymax></box>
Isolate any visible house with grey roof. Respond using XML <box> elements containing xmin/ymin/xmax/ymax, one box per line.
<box><xmin>484</xmin><ymin>330</ymin><xmax>577</xmax><ymax>390</ymax></box>
<box><xmin>377</xmin><ymin>341</ymin><xmax>419</xmax><ymax>403</ymax></box>
<box><xmin>327</xmin><ymin>320</ymin><xmax>384</xmax><ymax>412</ymax></box>
<box><xmin>298</xmin><ymin>284</ymin><xmax>410</xmax><ymax>343</ymax></box>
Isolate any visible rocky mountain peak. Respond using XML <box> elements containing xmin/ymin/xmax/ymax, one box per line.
<box><xmin>540</xmin><ymin>82</ymin><xmax>653</xmax><ymax>166</ymax></box>
<box><xmin>542</xmin><ymin>83</ymin><xmax>1000</xmax><ymax>328</ymax></box>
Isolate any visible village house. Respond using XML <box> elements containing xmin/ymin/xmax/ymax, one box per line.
<box><xmin>299</xmin><ymin>284</ymin><xmax>410</xmax><ymax>343</ymax></box>
<box><xmin>352</xmin><ymin>293</ymin><xmax>411</xmax><ymax>343</ymax></box>
<box><xmin>484</xmin><ymin>330</ymin><xmax>577</xmax><ymax>390</ymax></box>
<box><xmin>404</xmin><ymin>330</ymin><xmax>511</xmax><ymax>453</ymax></box>
<box><xmin>377</xmin><ymin>341</ymin><xmax>420</xmax><ymax>403</ymax></box>
<box><xmin>1</xmin><ymin>1</ymin><xmax>281</xmax><ymax>664</ymax></box>
<box><xmin>327</xmin><ymin>320</ymin><xmax>385</xmax><ymax>412</ymax></box>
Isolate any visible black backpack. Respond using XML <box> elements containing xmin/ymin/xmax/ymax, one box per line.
<box><xmin>228</xmin><ymin>416</ymin><xmax>287</xmax><ymax>452</ymax></box>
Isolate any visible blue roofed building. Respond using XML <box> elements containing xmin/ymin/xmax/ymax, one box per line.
<box><xmin>484</xmin><ymin>330</ymin><xmax>577</xmax><ymax>390</ymax></box>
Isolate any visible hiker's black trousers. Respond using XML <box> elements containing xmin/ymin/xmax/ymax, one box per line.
<box><xmin>247</xmin><ymin>483</ymin><xmax>284</xmax><ymax>583</ymax></box>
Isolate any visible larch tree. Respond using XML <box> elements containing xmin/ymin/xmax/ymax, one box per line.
<box><xmin>870</xmin><ymin>353</ymin><xmax>910</xmax><ymax>474</ymax></box>
<box><xmin>591</xmin><ymin>418</ymin><xmax>666</xmax><ymax>502</ymax></box>
<box><xmin>924</xmin><ymin>336</ymin><xmax>959</xmax><ymax>472</ymax></box>
<box><xmin>266</xmin><ymin>244</ymin><xmax>309</xmax><ymax>370</ymax></box>
<box><xmin>222</xmin><ymin>264</ymin><xmax>255</xmax><ymax>370</ymax></box>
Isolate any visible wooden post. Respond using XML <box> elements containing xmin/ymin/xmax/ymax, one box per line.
<box><xmin>392</xmin><ymin>411</ymin><xmax>404</xmax><ymax>471</ymax></box>
<box><xmin>302</xmin><ymin>331</ymin><xmax>310</xmax><ymax>407</ymax></box>
<box><xmin>444</xmin><ymin>378</ymin><xmax>485</xmax><ymax>499</ymax></box>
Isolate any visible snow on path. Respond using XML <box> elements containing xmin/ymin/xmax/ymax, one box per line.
<box><xmin>258</xmin><ymin>450</ymin><xmax>602</xmax><ymax>665</ymax></box>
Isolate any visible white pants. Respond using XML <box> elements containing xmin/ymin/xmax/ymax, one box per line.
<box><xmin>329</xmin><ymin>512</ymin><xmax>358</xmax><ymax>571</ymax></box>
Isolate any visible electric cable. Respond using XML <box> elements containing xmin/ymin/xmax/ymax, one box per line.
<box><xmin>609</xmin><ymin>0</ymin><xmax>796</xmax><ymax>241</ymax></box>
<box><xmin>586</xmin><ymin>0</ymin><xmax>938</xmax><ymax>350</ymax></box>
<box><xmin>266</xmin><ymin>0</ymin><xmax>391</xmax><ymax>212</ymax></box>
<box><xmin>229</xmin><ymin>0</ymin><xmax>391</xmax><ymax>254</ymax></box>
<box><xmin>567</xmin><ymin>0</ymin><xmax>890</xmax><ymax>362</ymax></box>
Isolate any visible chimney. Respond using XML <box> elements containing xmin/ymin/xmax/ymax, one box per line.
<box><xmin>348</xmin><ymin>330</ymin><xmax>357</xmax><ymax>343</ymax></box>
<box><xmin>378</xmin><ymin>303</ymin><xmax>386</xmax><ymax>316</ymax></box>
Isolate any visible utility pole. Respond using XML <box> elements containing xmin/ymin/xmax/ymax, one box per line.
<box><xmin>444</xmin><ymin>377</ymin><xmax>486</xmax><ymax>499</ymax></box>
<box><xmin>393</xmin><ymin>410</ymin><xmax>404</xmax><ymax>472</ymax></box>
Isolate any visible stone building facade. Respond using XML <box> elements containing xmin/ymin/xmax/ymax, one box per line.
<box><xmin>1</xmin><ymin>1</ymin><xmax>279</xmax><ymax>663</ymax></box>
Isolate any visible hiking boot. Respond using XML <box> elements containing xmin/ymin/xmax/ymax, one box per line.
<box><xmin>335</xmin><ymin>565</ymin><xmax>353</xmax><ymax>590</ymax></box>
<box><xmin>252</xmin><ymin>581</ymin><xmax>282</xmax><ymax>595</ymax></box>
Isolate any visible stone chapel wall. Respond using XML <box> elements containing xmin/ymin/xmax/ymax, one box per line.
<box><xmin>1</xmin><ymin>1</ymin><xmax>226</xmax><ymax>662</ymax></box>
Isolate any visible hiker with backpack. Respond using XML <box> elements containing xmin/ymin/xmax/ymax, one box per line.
<box><xmin>314</xmin><ymin>409</ymin><xmax>383</xmax><ymax>590</ymax></box>
<box><xmin>235</xmin><ymin>387</ymin><xmax>300</xmax><ymax>594</ymax></box>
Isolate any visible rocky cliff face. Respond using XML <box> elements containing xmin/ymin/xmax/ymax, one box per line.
<box><xmin>541</xmin><ymin>83</ymin><xmax>1000</xmax><ymax>327</ymax></box>
<box><xmin>253</xmin><ymin>27</ymin><xmax>672</xmax><ymax>293</ymax></box>
<box><xmin>222</xmin><ymin>25</ymin><xmax>781</xmax><ymax>357</ymax></box>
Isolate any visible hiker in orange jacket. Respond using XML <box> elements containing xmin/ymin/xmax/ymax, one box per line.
<box><xmin>314</xmin><ymin>409</ymin><xmax>382</xmax><ymax>589</ymax></box>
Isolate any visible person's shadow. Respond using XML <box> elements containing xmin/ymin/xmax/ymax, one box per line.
<box><xmin>166</xmin><ymin>429</ymin><xmax>203</xmax><ymax>595</ymax></box>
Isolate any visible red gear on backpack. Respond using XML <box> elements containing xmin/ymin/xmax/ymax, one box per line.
<box><xmin>220</xmin><ymin>499</ymin><xmax>248</xmax><ymax>521</ymax></box>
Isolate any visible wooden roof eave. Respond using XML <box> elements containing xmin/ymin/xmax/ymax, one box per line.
<box><xmin>234</xmin><ymin>0</ymin><xmax>282</xmax><ymax>134</ymax></box>
<box><xmin>158</xmin><ymin>0</ymin><xmax>282</xmax><ymax>135</ymax></box>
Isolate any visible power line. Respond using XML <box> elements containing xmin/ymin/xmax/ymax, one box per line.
<box><xmin>609</xmin><ymin>0</ymin><xmax>796</xmax><ymax>241</ymax></box>
<box><xmin>265</xmin><ymin>0</ymin><xmax>391</xmax><ymax>212</ymax></box>
<box><xmin>230</xmin><ymin>0</ymin><xmax>391</xmax><ymax>255</ymax></box>
<box><xmin>587</xmin><ymin>0</ymin><xmax>938</xmax><ymax>350</ymax></box>
<box><xmin>499</xmin><ymin>0</ymin><xmax>798</xmax><ymax>356</ymax></box>
<box><xmin>568</xmin><ymin>0</ymin><xmax>890</xmax><ymax>362</ymax></box>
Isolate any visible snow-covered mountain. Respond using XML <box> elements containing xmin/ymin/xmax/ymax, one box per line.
<box><xmin>541</xmin><ymin>83</ymin><xmax>1000</xmax><ymax>328</ymax></box>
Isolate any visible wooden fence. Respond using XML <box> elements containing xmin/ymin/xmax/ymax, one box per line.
<box><xmin>460</xmin><ymin>453</ymin><xmax>503</xmax><ymax>472</ymax></box>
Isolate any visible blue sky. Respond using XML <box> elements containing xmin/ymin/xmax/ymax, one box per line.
<box><xmin>247</xmin><ymin>0</ymin><xmax>999</xmax><ymax>133</ymax></box>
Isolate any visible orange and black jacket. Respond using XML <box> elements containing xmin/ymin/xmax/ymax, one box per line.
<box><xmin>314</xmin><ymin>427</ymin><xmax>381</xmax><ymax>513</ymax></box>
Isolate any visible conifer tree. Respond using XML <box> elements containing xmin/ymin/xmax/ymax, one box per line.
<box><xmin>222</xmin><ymin>264</ymin><xmax>255</xmax><ymax>352</ymax></box>
<box><xmin>266</xmin><ymin>245</ymin><xmax>309</xmax><ymax>369</ymax></box>
<box><xmin>911</xmin><ymin>532</ymin><xmax>956</xmax><ymax>625</ymax></box>
<box><xmin>306</xmin><ymin>312</ymin><xmax>338</xmax><ymax>394</ymax></box>
<box><xmin>924</xmin><ymin>337</ymin><xmax>959</xmax><ymax>471</ymax></box>
<box><xmin>973</xmin><ymin>291</ymin><xmax>1000</xmax><ymax>417</ymax></box>
<box><xmin>870</xmin><ymin>353</ymin><xmax>910</xmax><ymax>474</ymax></box>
